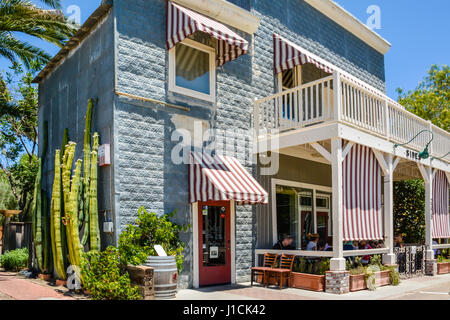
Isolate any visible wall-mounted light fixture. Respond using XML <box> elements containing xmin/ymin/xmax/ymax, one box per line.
<box><xmin>394</xmin><ymin>130</ymin><xmax>434</xmax><ymax>160</ymax></box>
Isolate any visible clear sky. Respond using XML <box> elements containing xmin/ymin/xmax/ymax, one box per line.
<box><xmin>2</xmin><ymin>0</ymin><xmax>449</xmax><ymax>98</ymax></box>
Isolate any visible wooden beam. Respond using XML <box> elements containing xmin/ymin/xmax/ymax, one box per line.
<box><xmin>373</xmin><ymin>150</ymin><xmax>389</xmax><ymax>176</ymax></box>
<box><xmin>310</xmin><ymin>142</ymin><xmax>331</xmax><ymax>163</ymax></box>
<box><xmin>342</xmin><ymin>141</ymin><xmax>355</xmax><ymax>159</ymax></box>
<box><xmin>417</xmin><ymin>164</ymin><xmax>430</xmax><ymax>184</ymax></box>
<box><xmin>393</xmin><ymin>157</ymin><xmax>400</xmax><ymax>171</ymax></box>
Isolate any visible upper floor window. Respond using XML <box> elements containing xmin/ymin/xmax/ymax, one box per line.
<box><xmin>169</xmin><ymin>38</ymin><xmax>216</xmax><ymax>102</ymax></box>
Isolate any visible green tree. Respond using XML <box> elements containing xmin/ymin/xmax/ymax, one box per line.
<box><xmin>393</xmin><ymin>179</ymin><xmax>425</xmax><ymax>244</ymax></box>
<box><xmin>0</xmin><ymin>0</ymin><xmax>77</xmax><ymax>70</ymax></box>
<box><xmin>397</xmin><ymin>65</ymin><xmax>449</xmax><ymax>131</ymax></box>
<box><xmin>0</xmin><ymin>63</ymin><xmax>39</xmax><ymax>219</ymax></box>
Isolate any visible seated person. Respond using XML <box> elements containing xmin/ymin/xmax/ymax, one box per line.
<box><xmin>343</xmin><ymin>241</ymin><xmax>354</xmax><ymax>251</ymax></box>
<box><xmin>306</xmin><ymin>233</ymin><xmax>319</xmax><ymax>251</ymax></box>
<box><xmin>272</xmin><ymin>234</ymin><xmax>295</xmax><ymax>250</ymax></box>
<box><xmin>359</xmin><ymin>240</ymin><xmax>372</xmax><ymax>264</ymax></box>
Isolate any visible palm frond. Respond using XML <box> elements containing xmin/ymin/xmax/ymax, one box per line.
<box><xmin>0</xmin><ymin>32</ymin><xmax>51</xmax><ymax>69</ymax></box>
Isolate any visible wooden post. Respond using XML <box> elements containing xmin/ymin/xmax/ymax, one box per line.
<box><xmin>330</xmin><ymin>138</ymin><xmax>345</xmax><ymax>271</ymax></box>
<box><xmin>382</xmin><ymin>154</ymin><xmax>396</xmax><ymax>265</ymax></box>
<box><xmin>333</xmin><ymin>71</ymin><xmax>342</xmax><ymax>122</ymax></box>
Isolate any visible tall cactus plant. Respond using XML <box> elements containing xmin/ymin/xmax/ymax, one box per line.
<box><xmin>50</xmin><ymin>150</ymin><xmax>66</xmax><ymax>279</ymax></box>
<box><xmin>32</xmin><ymin>159</ymin><xmax>43</xmax><ymax>270</ymax></box>
<box><xmin>67</xmin><ymin>159</ymin><xmax>84</xmax><ymax>266</ymax></box>
<box><xmin>89</xmin><ymin>133</ymin><xmax>100</xmax><ymax>251</ymax></box>
<box><xmin>80</xmin><ymin>99</ymin><xmax>94</xmax><ymax>245</ymax></box>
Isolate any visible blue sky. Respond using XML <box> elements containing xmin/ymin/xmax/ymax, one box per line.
<box><xmin>2</xmin><ymin>0</ymin><xmax>449</xmax><ymax>98</ymax></box>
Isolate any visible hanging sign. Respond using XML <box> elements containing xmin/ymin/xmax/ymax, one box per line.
<box><xmin>210</xmin><ymin>246</ymin><xmax>219</xmax><ymax>259</ymax></box>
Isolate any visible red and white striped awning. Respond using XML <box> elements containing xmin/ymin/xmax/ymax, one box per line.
<box><xmin>432</xmin><ymin>170</ymin><xmax>450</xmax><ymax>239</ymax></box>
<box><xmin>273</xmin><ymin>33</ymin><xmax>334</xmax><ymax>74</ymax></box>
<box><xmin>189</xmin><ymin>152</ymin><xmax>268</xmax><ymax>204</ymax></box>
<box><xmin>342</xmin><ymin>143</ymin><xmax>383</xmax><ymax>241</ymax></box>
<box><xmin>167</xmin><ymin>1</ymin><xmax>249</xmax><ymax>67</ymax></box>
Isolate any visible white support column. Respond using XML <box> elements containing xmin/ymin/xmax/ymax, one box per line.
<box><xmin>382</xmin><ymin>154</ymin><xmax>396</xmax><ymax>265</ymax></box>
<box><xmin>330</xmin><ymin>138</ymin><xmax>345</xmax><ymax>271</ymax></box>
<box><xmin>418</xmin><ymin>165</ymin><xmax>435</xmax><ymax>261</ymax></box>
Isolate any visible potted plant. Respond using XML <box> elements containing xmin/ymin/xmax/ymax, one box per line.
<box><xmin>437</xmin><ymin>250</ymin><xmax>450</xmax><ymax>275</ymax></box>
<box><xmin>348</xmin><ymin>255</ymin><xmax>398</xmax><ymax>292</ymax></box>
<box><xmin>290</xmin><ymin>258</ymin><xmax>327</xmax><ymax>292</ymax></box>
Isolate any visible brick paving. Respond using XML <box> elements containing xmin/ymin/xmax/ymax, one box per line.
<box><xmin>0</xmin><ymin>272</ymin><xmax>76</xmax><ymax>300</ymax></box>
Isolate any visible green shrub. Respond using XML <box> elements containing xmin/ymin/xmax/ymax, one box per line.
<box><xmin>349</xmin><ymin>265</ymin><xmax>365</xmax><ymax>275</ymax></box>
<box><xmin>80</xmin><ymin>247</ymin><xmax>141</xmax><ymax>300</ymax></box>
<box><xmin>369</xmin><ymin>255</ymin><xmax>382</xmax><ymax>267</ymax></box>
<box><xmin>0</xmin><ymin>248</ymin><xmax>29</xmax><ymax>271</ymax></box>
<box><xmin>118</xmin><ymin>207</ymin><xmax>189</xmax><ymax>272</ymax></box>
<box><xmin>385</xmin><ymin>266</ymin><xmax>400</xmax><ymax>286</ymax></box>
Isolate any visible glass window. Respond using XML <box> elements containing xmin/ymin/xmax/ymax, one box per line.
<box><xmin>169</xmin><ymin>39</ymin><xmax>215</xmax><ymax>102</ymax></box>
<box><xmin>316</xmin><ymin>197</ymin><xmax>329</xmax><ymax>209</ymax></box>
<box><xmin>299</xmin><ymin>189</ymin><xmax>314</xmax><ymax>249</ymax></box>
<box><xmin>276</xmin><ymin>185</ymin><xmax>299</xmax><ymax>248</ymax></box>
<box><xmin>202</xmin><ymin>206</ymin><xmax>226</xmax><ymax>266</ymax></box>
<box><xmin>175</xmin><ymin>43</ymin><xmax>210</xmax><ymax>95</ymax></box>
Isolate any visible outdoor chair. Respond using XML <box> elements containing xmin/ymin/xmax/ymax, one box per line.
<box><xmin>250</xmin><ymin>253</ymin><xmax>278</xmax><ymax>287</ymax></box>
<box><xmin>266</xmin><ymin>254</ymin><xmax>296</xmax><ymax>290</ymax></box>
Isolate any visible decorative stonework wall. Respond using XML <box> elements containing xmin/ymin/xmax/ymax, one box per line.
<box><xmin>326</xmin><ymin>271</ymin><xmax>350</xmax><ymax>294</ymax></box>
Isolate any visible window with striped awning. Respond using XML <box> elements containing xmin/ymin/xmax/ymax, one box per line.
<box><xmin>273</xmin><ymin>33</ymin><xmax>334</xmax><ymax>75</ymax></box>
<box><xmin>342</xmin><ymin>143</ymin><xmax>383</xmax><ymax>241</ymax></box>
<box><xmin>432</xmin><ymin>170</ymin><xmax>450</xmax><ymax>239</ymax></box>
<box><xmin>167</xmin><ymin>1</ymin><xmax>249</xmax><ymax>67</ymax></box>
<box><xmin>189</xmin><ymin>152</ymin><xmax>268</xmax><ymax>204</ymax></box>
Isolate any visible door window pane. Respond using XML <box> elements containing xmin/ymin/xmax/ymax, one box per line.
<box><xmin>202</xmin><ymin>205</ymin><xmax>226</xmax><ymax>266</ymax></box>
<box><xmin>175</xmin><ymin>43</ymin><xmax>210</xmax><ymax>94</ymax></box>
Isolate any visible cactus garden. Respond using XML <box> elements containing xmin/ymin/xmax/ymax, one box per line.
<box><xmin>31</xmin><ymin>99</ymin><xmax>100</xmax><ymax>284</ymax></box>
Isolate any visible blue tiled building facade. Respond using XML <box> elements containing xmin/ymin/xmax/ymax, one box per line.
<box><xmin>37</xmin><ymin>0</ymin><xmax>386</xmax><ymax>288</ymax></box>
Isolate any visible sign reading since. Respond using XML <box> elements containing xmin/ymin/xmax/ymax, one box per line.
<box><xmin>405</xmin><ymin>149</ymin><xmax>420</xmax><ymax>161</ymax></box>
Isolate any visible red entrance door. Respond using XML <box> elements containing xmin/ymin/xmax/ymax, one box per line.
<box><xmin>198</xmin><ymin>201</ymin><xmax>231</xmax><ymax>286</ymax></box>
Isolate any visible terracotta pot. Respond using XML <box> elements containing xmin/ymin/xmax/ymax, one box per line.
<box><xmin>55</xmin><ymin>279</ymin><xmax>67</xmax><ymax>287</ymax></box>
<box><xmin>38</xmin><ymin>273</ymin><xmax>52</xmax><ymax>281</ymax></box>
<box><xmin>290</xmin><ymin>272</ymin><xmax>325</xmax><ymax>292</ymax></box>
<box><xmin>349</xmin><ymin>273</ymin><xmax>366</xmax><ymax>292</ymax></box>
<box><xmin>437</xmin><ymin>262</ymin><xmax>450</xmax><ymax>275</ymax></box>
<box><xmin>350</xmin><ymin>270</ymin><xmax>391</xmax><ymax>292</ymax></box>
<box><xmin>377</xmin><ymin>270</ymin><xmax>391</xmax><ymax>286</ymax></box>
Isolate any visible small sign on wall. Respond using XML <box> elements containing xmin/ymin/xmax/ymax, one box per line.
<box><xmin>210</xmin><ymin>246</ymin><xmax>219</xmax><ymax>259</ymax></box>
<box><xmin>98</xmin><ymin>144</ymin><xmax>111</xmax><ymax>167</ymax></box>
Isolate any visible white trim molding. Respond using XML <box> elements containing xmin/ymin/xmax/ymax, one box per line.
<box><xmin>304</xmin><ymin>0</ymin><xmax>391</xmax><ymax>54</ymax></box>
<box><xmin>192</xmin><ymin>202</ymin><xmax>199</xmax><ymax>288</ymax></box>
<box><xmin>172</xmin><ymin>0</ymin><xmax>260</xmax><ymax>34</ymax></box>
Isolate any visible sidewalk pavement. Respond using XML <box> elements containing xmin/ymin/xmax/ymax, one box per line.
<box><xmin>0</xmin><ymin>272</ymin><xmax>75</xmax><ymax>300</ymax></box>
<box><xmin>175</xmin><ymin>273</ymin><xmax>450</xmax><ymax>300</ymax></box>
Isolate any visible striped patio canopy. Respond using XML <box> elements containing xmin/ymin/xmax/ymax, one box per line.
<box><xmin>167</xmin><ymin>1</ymin><xmax>249</xmax><ymax>67</ymax></box>
<box><xmin>189</xmin><ymin>152</ymin><xmax>268</xmax><ymax>204</ymax></box>
<box><xmin>432</xmin><ymin>170</ymin><xmax>450</xmax><ymax>239</ymax></box>
<box><xmin>273</xmin><ymin>33</ymin><xmax>334</xmax><ymax>74</ymax></box>
<box><xmin>342</xmin><ymin>143</ymin><xmax>383</xmax><ymax>241</ymax></box>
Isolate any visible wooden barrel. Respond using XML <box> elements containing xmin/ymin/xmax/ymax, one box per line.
<box><xmin>144</xmin><ymin>256</ymin><xmax>178</xmax><ymax>299</ymax></box>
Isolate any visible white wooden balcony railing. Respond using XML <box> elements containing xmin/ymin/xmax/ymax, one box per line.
<box><xmin>254</xmin><ymin>72</ymin><xmax>450</xmax><ymax>162</ymax></box>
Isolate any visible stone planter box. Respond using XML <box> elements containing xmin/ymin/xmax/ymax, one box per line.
<box><xmin>437</xmin><ymin>262</ymin><xmax>450</xmax><ymax>275</ymax></box>
<box><xmin>349</xmin><ymin>270</ymin><xmax>390</xmax><ymax>292</ymax></box>
<box><xmin>290</xmin><ymin>272</ymin><xmax>325</xmax><ymax>292</ymax></box>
